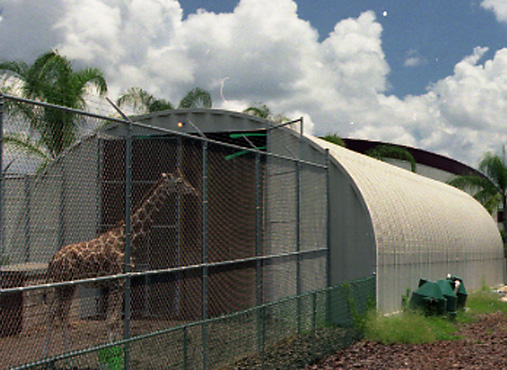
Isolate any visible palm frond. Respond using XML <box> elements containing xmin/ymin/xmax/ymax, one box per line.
<box><xmin>3</xmin><ymin>132</ymin><xmax>50</xmax><ymax>161</ymax></box>
<box><xmin>179</xmin><ymin>87</ymin><xmax>212</xmax><ymax>109</ymax></box>
<box><xmin>0</xmin><ymin>60</ymin><xmax>28</xmax><ymax>84</ymax></box>
<box><xmin>117</xmin><ymin>87</ymin><xmax>157</xmax><ymax>113</ymax></box>
<box><xmin>243</xmin><ymin>104</ymin><xmax>271</xmax><ymax>119</ymax></box>
<box><xmin>447</xmin><ymin>173</ymin><xmax>500</xmax><ymax>214</ymax></box>
<box><xmin>2</xmin><ymin>50</ymin><xmax>108</xmax><ymax>159</ymax></box>
<box><xmin>479</xmin><ymin>152</ymin><xmax>507</xmax><ymax>193</ymax></box>
<box><xmin>366</xmin><ymin>145</ymin><xmax>417</xmax><ymax>172</ymax></box>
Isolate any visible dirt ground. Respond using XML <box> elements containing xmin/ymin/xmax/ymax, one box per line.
<box><xmin>306</xmin><ymin>312</ymin><xmax>507</xmax><ymax>370</ymax></box>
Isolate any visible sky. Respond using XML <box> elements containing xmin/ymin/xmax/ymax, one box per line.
<box><xmin>0</xmin><ymin>0</ymin><xmax>506</xmax><ymax>167</ymax></box>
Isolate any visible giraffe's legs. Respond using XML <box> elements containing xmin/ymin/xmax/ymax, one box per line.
<box><xmin>43</xmin><ymin>289</ymin><xmax>58</xmax><ymax>358</ymax></box>
<box><xmin>43</xmin><ymin>286</ymin><xmax>75</xmax><ymax>358</ymax></box>
<box><xmin>106</xmin><ymin>284</ymin><xmax>124</xmax><ymax>343</ymax></box>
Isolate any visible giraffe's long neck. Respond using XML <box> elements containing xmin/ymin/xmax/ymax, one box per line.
<box><xmin>107</xmin><ymin>174</ymin><xmax>175</xmax><ymax>254</ymax></box>
<box><xmin>130</xmin><ymin>175</ymin><xmax>175</xmax><ymax>250</ymax></box>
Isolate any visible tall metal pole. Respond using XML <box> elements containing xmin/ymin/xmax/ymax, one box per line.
<box><xmin>255</xmin><ymin>151</ymin><xmax>263</xmax><ymax>355</ymax></box>
<box><xmin>325</xmin><ymin>149</ymin><xmax>332</xmax><ymax>324</ymax></box>
<box><xmin>105</xmin><ymin>97</ymin><xmax>133</xmax><ymax>369</ymax></box>
<box><xmin>0</xmin><ymin>92</ymin><xmax>3</xmax><ymax>260</ymax></box>
<box><xmin>123</xmin><ymin>114</ymin><xmax>133</xmax><ymax>369</ymax></box>
<box><xmin>296</xmin><ymin>117</ymin><xmax>303</xmax><ymax>334</ymax></box>
<box><xmin>255</xmin><ymin>151</ymin><xmax>262</xmax><ymax>306</ymax></box>
<box><xmin>201</xmin><ymin>140</ymin><xmax>209</xmax><ymax>370</ymax></box>
<box><xmin>175</xmin><ymin>136</ymin><xmax>183</xmax><ymax>315</ymax></box>
<box><xmin>325</xmin><ymin>149</ymin><xmax>331</xmax><ymax>288</ymax></box>
<box><xmin>24</xmin><ymin>176</ymin><xmax>31</xmax><ymax>262</ymax></box>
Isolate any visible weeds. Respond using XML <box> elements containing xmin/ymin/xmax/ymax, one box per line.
<box><xmin>364</xmin><ymin>289</ymin><xmax>506</xmax><ymax>345</ymax></box>
<box><xmin>364</xmin><ymin>310</ymin><xmax>458</xmax><ymax>344</ymax></box>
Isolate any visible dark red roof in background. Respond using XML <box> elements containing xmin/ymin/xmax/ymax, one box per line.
<box><xmin>342</xmin><ymin>138</ymin><xmax>481</xmax><ymax>177</ymax></box>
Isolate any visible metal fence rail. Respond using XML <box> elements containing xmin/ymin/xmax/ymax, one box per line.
<box><xmin>0</xmin><ymin>93</ymin><xmax>356</xmax><ymax>369</ymax></box>
<box><xmin>13</xmin><ymin>276</ymin><xmax>375</xmax><ymax>370</ymax></box>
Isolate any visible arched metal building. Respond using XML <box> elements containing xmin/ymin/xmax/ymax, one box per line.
<box><xmin>5</xmin><ymin>108</ymin><xmax>504</xmax><ymax>315</ymax></box>
<box><xmin>311</xmin><ymin>137</ymin><xmax>505</xmax><ymax>312</ymax></box>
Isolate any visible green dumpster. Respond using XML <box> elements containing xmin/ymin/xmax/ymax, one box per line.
<box><xmin>409</xmin><ymin>280</ymin><xmax>447</xmax><ymax>315</ymax></box>
<box><xmin>437</xmin><ymin>279</ymin><xmax>457</xmax><ymax>319</ymax></box>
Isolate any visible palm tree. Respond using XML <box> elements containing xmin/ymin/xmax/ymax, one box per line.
<box><xmin>116</xmin><ymin>87</ymin><xmax>212</xmax><ymax>114</ymax></box>
<box><xmin>243</xmin><ymin>103</ymin><xmax>271</xmax><ymax>119</ymax></box>
<box><xmin>178</xmin><ymin>87</ymin><xmax>212</xmax><ymax>109</ymax></box>
<box><xmin>243</xmin><ymin>103</ymin><xmax>289</xmax><ymax>124</ymax></box>
<box><xmin>366</xmin><ymin>144</ymin><xmax>417</xmax><ymax>172</ymax></box>
<box><xmin>0</xmin><ymin>50</ymin><xmax>107</xmax><ymax>167</ymax></box>
<box><xmin>116</xmin><ymin>87</ymin><xmax>174</xmax><ymax>113</ymax></box>
<box><xmin>447</xmin><ymin>149</ymin><xmax>507</xmax><ymax>235</ymax></box>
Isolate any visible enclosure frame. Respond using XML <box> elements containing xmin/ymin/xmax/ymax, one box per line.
<box><xmin>0</xmin><ymin>93</ymin><xmax>331</xmax><ymax>370</ymax></box>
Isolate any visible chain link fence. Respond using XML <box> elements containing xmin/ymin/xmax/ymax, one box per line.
<box><xmin>0</xmin><ymin>94</ymin><xmax>374</xmax><ymax>369</ymax></box>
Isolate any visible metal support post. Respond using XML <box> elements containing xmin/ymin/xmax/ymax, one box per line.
<box><xmin>311</xmin><ymin>291</ymin><xmax>317</xmax><ymax>361</ymax></box>
<box><xmin>296</xmin><ymin>117</ymin><xmax>303</xmax><ymax>334</ymax></box>
<box><xmin>255</xmin><ymin>152</ymin><xmax>262</xmax><ymax>305</ymax></box>
<box><xmin>183</xmin><ymin>326</ymin><xmax>188</xmax><ymax>370</ymax></box>
<box><xmin>123</xmin><ymin>114</ymin><xmax>133</xmax><ymax>370</ymax></box>
<box><xmin>255</xmin><ymin>152</ymin><xmax>262</xmax><ymax>306</ymax></box>
<box><xmin>201</xmin><ymin>140</ymin><xmax>209</xmax><ymax>370</ymax></box>
<box><xmin>255</xmin><ymin>151</ymin><xmax>264</xmax><ymax>354</ymax></box>
<box><xmin>175</xmin><ymin>136</ymin><xmax>183</xmax><ymax>315</ymax></box>
<box><xmin>106</xmin><ymin>97</ymin><xmax>134</xmax><ymax>369</ymax></box>
<box><xmin>325</xmin><ymin>149</ymin><xmax>331</xmax><ymax>288</ymax></box>
<box><xmin>24</xmin><ymin>175</ymin><xmax>31</xmax><ymax>262</ymax></box>
<box><xmin>0</xmin><ymin>93</ymin><xmax>3</xmax><ymax>259</ymax></box>
<box><xmin>325</xmin><ymin>149</ymin><xmax>332</xmax><ymax>324</ymax></box>
<box><xmin>260</xmin><ymin>305</ymin><xmax>266</xmax><ymax>370</ymax></box>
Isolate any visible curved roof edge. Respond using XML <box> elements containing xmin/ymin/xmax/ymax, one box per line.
<box><xmin>130</xmin><ymin>108</ymin><xmax>271</xmax><ymax>126</ymax></box>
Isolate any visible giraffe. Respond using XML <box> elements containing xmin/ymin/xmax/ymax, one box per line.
<box><xmin>43</xmin><ymin>170</ymin><xmax>198</xmax><ymax>356</ymax></box>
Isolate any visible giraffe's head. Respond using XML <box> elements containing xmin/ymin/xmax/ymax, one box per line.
<box><xmin>163</xmin><ymin>169</ymin><xmax>199</xmax><ymax>197</ymax></box>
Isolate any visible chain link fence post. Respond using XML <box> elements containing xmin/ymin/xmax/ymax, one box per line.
<box><xmin>311</xmin><ymin>290</ymin><xmax>317</xmax><ymax>363</ymax></box>
<box><xmin>123</xmin><ymin>112</ymin><xmax>133</xmax><ymax>370</ymax></box>
<box><xmin>183</xmin><ymin>325</ymin><xmax>188</xmax><ymax>370</ymax></box>
<box><xmin>202</xmin><ymin>139</ymin><xmax>209</xmax><ymax>370</ymax></box>
<box><xmin>296</xmin><ymin>117</ymin><xmax>303</xmax><ymax>334</ymax></box>
<box><xmin>325</xmin><ymin>149</ymin><xmax>332</xmax><ymax>325</ymax></box>
<box><xmin>0</xmin><ymin>92</ymin><xmax>3</xmax><ymax>260</ymax></box>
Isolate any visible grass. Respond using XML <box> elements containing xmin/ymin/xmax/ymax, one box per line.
<box><xmin>364</xmin><ymin>310</ymin><xmax>458</xmax><ymax>344</ymax></box>
<box><xmin>363</xmin><ymin>289</ymin><xmax>506</xmax><ymax>345</ymax></box>
<box><xmin>464</xmin><ymin>290</ymin><xmax>507</xmax><ymax>315</ymax></box>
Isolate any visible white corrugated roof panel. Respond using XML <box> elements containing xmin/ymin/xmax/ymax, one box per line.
<box><xmin>311</xmin><ymin>136</ymin><xmax>505</xmax><ymax>312</ymax></box>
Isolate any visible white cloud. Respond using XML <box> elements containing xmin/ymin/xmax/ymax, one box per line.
<box><xmin>1</xmin><ymin>0</ymin><xmax>507</xmax><ymax>167</ymax></box>
<box><xmin>404</xmin><ymin>50</ymin><xmax>426</xmax><ymax>67</ymax></box>
<box><xmin>481</xmin><ymin>0</ymin><xmax>507</xmax><ymax>23</ymax></box>
<box><xmin>430</xmin><ymin>47</ymin><xmax>507</xmax><ymax>132</ymax></box>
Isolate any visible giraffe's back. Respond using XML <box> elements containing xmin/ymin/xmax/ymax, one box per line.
<box><xmin>47</xmin><ymin>239</ymin><xmax>125</xmax><ymax>284</ymax></box>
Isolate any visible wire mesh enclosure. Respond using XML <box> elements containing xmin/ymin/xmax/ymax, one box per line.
<box><xmin>0</xmin><ymin>95</ymin><xmax>333</xmax><ymax>369</ymax></box>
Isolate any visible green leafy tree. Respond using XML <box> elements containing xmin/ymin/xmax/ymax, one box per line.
<box><xmin>448</xmin><ymin>149</ymin><xmax>507</xmax><ymax>234</ymax></box>
<box><xmin>0</xmin><ymin>50</ymin><xmax>107</xmax><ymax>167</ymax></box>
<box><xmin>366</xmin><ymin>144</ymin><xmax>417</xmax><ymax>172</ymax></box>
<box><xmin>117</xmin><ymin>87</ymin><xmax>212</xmax><ymax>113</ymax></box>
